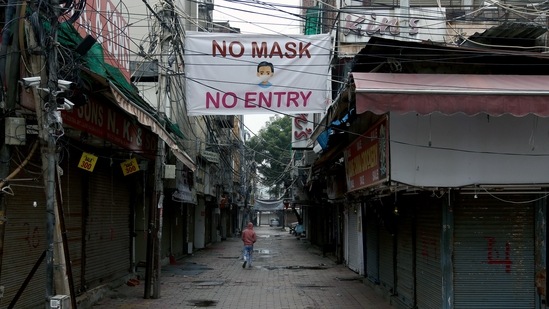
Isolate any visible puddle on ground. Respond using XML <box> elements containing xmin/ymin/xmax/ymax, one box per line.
<box><xmin>162</xmin><ymin>262</ymin><xmax>212</xmax><ymax>276</ymax></box>
<box><xmin>188</xmin><ymin>299</ymin><xmax>218</xmax><ymax>307</ymax></box>
<box><xmin>295</xmin><ymin>283</ymin><xmax>334</xmax><ymax>288</ymax></box>
<box><xmin>261</xmin><ymin>265</ymin><xmax>328</xmax><ymax>270</ymax></box>
<box><xmin>336</xmin><ymin>276</ymin><xmax>363</xmax><ymax>282</ymax></box>
<box><xmin>193</xmin><ymin>280</ymin><xmax>225</xmax><ymax>286</ymax></box>
<box><xmin>254</xmin><ymin>249</ymin><xmax>271</xmax><ymax>254</ymax></box>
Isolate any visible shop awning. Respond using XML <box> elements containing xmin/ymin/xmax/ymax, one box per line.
<box><xmin>110</xmin><ymin>83</ymin><xmax>196</xmax><ymax>171</ymax></box>
<box><xmin>353</xmin><ymin>73</ymin><xmax>549</xmax><ymax>117</ymax></box>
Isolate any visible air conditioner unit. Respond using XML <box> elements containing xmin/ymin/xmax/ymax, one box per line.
<box><xmin>50</xmin><ymin>295</ymin><xmax>70</xmax><ymax>309</ymax></box>
<box><xmin>163</xmin><ymin>164</ymin><xmax>176</xmax><ymax>179</ymax></box>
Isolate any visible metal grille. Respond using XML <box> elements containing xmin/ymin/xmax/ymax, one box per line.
<box><xmin>409</xmin><ymin>0</ymin><xmax>457</xmax><ymax>6</ymax></box>
<box><xmin>371</xmin><ymin>0</ymin><xmax>457</xmax><ymax>7</ymax></box>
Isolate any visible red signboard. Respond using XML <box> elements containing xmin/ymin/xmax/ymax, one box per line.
<box><xmin>74</xmin><ymin>0</ymin><xmax>131</xmax><ymax>80</ymax></box>
<box><xmin>61</xmin><ymin>97</ymin><xmax>157</xmax><ymax>157</ymax></box>
<box><xmin>292</xmin><ymin>113</ymin><xmax>314</xmax><ymax>149</ymax></box>
<box><xmin>19</xmin><ymin>87</ymin><xmax>155</xmax><ymax>157</ymax></box>
<box><xmin>344</xmin><ymin>116</ymin><xmax>389</xmax><ymax>192</ymax></box>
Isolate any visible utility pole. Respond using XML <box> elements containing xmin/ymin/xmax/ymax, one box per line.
<box><xmin>144</xmin><ymin>0</ymin><xmax>172</xmax><ymax>299</ymax></box>
<box><xmin>45</xmin><ymin>0</ymin><xmax>60</xmax><ymax>304</ymax></box>
<box><xmin>29</xmin><ymin>0</ymin><xmax>71</xmax><ymax>306</ymax></box>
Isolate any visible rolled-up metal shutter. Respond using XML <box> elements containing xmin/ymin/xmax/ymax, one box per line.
<box><xmin>454</xmin><ymin>195</ymin><xmax>535</xmax><ymax>309</ymax></box>
<box><xmin>84</xmin><ymin>163</ymin><xmax>131</xmax><ymax>289</ymax></box>
<box><xmin>415</xmin><ymin>201</ymin><xmax>442</xmax><ymax>309</ymax></box>
<box><xmin>395</xmin><ymin>213</ymin><xmax>414</xmax><ymax>308</ymax></box>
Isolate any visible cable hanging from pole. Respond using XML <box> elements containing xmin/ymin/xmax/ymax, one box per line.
<box><xmin>58</xmin><ymin>0</ymin><xmax>86</xmax><ymax>24</ymax></box>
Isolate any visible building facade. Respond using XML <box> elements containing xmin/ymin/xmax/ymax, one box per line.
<box><xmin>299</xmin><ymin>1</ymin><xmax>549</xmax><ymax>308</ymax></box>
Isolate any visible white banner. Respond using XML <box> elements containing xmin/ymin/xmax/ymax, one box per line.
<box><xmin>184</xmin><ymin>33</ymin><xmax>332</xmax><ymax>115</ymax></box>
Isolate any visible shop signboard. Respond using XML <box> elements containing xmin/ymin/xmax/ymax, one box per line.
<box><xmin>344</xmin><ymin>116</ymin><xmax>389</xmax><ymax>192</ymax></box>
<box><xmin>292</xmin><ymin>113</ymin><xmax>315</xmax><ymax>149</ymax></box>
<box><xmin>340</xmin><ymin>8</ymin><xmax>447</xmax><ymax>44</ymax></box>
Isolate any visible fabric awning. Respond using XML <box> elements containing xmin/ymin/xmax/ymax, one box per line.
<box><xmin>353</xmin><ymin>73</ymin><xmax>549</xmax><ymax>117</ymax></box>
<box><xmin>110</xmin><ymin>82</ymin><xmax>196</xmax><ymax>171</ymax></box>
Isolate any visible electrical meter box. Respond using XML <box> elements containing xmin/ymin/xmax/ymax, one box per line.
<box><xmin>163</xmin><ymin>164</ymin><xmax>176</xmax><ymax>179</ymax></box>
<box><xmin>5</xmin><ymin>117</ymin><xmax>26</xmax><ymax>145</ymax></box>
<box><xmin>50</xmin><ymin>295</ymin><xmax>70</xmax><ymax>309</ymax></box>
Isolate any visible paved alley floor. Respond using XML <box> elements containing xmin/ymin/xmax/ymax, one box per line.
<box><xmin>93</xmin><ymin>226</ymin><xmax>394</xmax><ymax>309</ymax></box>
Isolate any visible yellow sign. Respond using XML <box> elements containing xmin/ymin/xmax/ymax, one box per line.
<box><xmin>120</xmin><ymin>158</ymin><xmax>140</xmax><ymax>176</ymax></box>
<box><xmin>78</xmin><ymin>152</ymin><xmax>98</xmax><ymax>172</ymax></box>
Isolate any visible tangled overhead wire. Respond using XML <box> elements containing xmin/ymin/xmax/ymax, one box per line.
<box><xmin>28</xmin><ymin>0</ymin><xmax>85</xmax><ymax>21</ymax></box>
<box><xmin>59</xmin><ymin>0</ymin><xmax>87</xmax><ymax>24</ymax></box>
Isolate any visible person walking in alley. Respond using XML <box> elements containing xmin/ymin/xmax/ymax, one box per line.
<box><xmin>241</xmin><ymin>222</ymin><xmax>256</xmax><ymax>268</ymax></box>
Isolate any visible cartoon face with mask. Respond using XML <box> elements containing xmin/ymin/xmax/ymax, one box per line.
<box><xmin>257</xmin><ymin>61</ymin><xmax>274</xmax><ymax>88</ymax></box>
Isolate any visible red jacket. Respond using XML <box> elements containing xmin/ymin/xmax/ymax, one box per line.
<box><xmin>242</xmin><ymin>223</ymin><xmax>256</xmax><ymax>246</ymax></box>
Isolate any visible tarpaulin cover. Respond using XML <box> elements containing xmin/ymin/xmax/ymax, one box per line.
<box><xmin>253</xmin><ymin>199</ymin><xmax>283</xmax><ymax>211</ymax></box>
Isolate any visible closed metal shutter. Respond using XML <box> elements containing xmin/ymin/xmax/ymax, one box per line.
<box><xmin>204</xmin><ymin>203</ymin><xmax>213</xmax><ymax>245</ymax></box>
<box><xmin>1</xmin><ymin>183</ymin><xmax>47</xmax><ymax>309</ymax></box>
<box><xmin>1</xmin><ymin>153</ymin><xmax>47</xmax><ymax>309</ymax></box>
<box><xmin>347</xmin><ymin>205</ymin><xmax>359</xmax><ymax>272</ymax></box>
<box><xmin>84</xmin><ymin>163</ymin><xmax>131</xmax><ymax>289</ymax></box>
<box><xmin>454</xmin><ymin>195</ymin><xmax>535</xmax><ymax>309</ymax></box>
<box><xmin>366</xmin><ymin>213</ymin><xmax>380</xmax><ymax>283</ymax></box>
<box><xmin>379</xmin><ymin>226</ymin><xmax>395</xmax><ymax>293</ymax></box>
<box><xmin>162</xmin><ymin>197</ymin><xmax>186</xmax><ymax>258</ymax></box>
<box><xmin>395</xmin><ymin>213</ymin><xmax>414</xmax><ymax>308</ymax></box>
<box><xmin>415</xmin><ymin>201</ymin><xmax>442</xmax><ymax>309</ymax></box>
<box><xmin>60</xmin><ymin>156</ymin><xmax>84</xmax><ymax>293</ymax></box>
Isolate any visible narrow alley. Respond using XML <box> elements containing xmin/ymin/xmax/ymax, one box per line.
<box><xmin>93</xmin><ymin>226</ymin><xmax>394</xmax><ymax>309</ymax></box>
